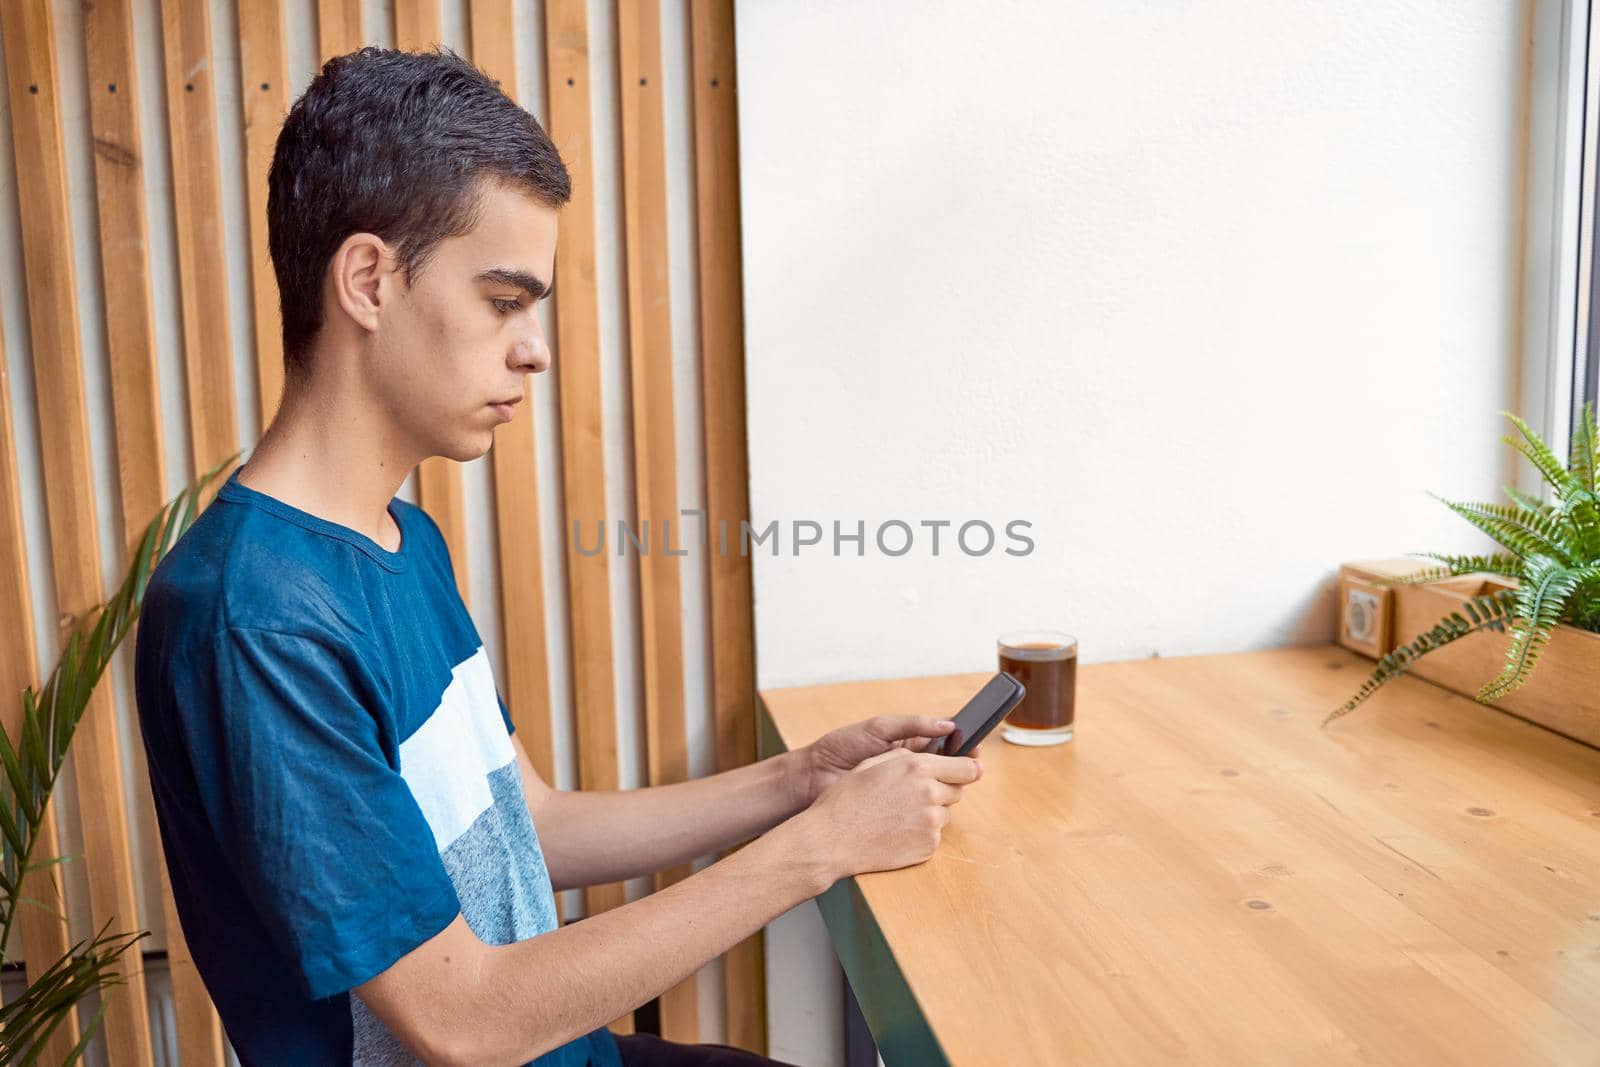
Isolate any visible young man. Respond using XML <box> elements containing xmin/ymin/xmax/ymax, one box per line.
<box><xmin>131</xmin><ymin>48</ymin><xmax>982</xmax><ymax>1066</ymax></box>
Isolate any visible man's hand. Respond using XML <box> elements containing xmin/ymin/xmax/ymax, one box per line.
<box><xmin>792</xmin><ymin>715</ymin><xmax>982</xmax><ymax>808</ymax></box>
<box><xmin>793</xmin><ymin>747</ymin><xmax>984</xmax><ymax>880</ymax></box>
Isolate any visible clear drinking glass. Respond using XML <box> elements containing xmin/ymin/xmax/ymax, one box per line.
<box><xmin>997</xmin><ymin>631</ymin><xmax>1078</xmax><ymax>746</ymax></box>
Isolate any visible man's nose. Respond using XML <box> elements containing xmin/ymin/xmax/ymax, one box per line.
<box><xmin>513</xmin><ymin>335</ymin><xmax>551</xmax><ymax>374</ymax></box>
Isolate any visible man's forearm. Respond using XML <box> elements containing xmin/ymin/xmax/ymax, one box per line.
<box><xmin>532</xmin><ymin>749</ymin><xmax>812</xmax><ymax>892</ymax></box>
<box><xmin>463</xmin><ymin>815</ymin><xmax>833</xmax><ymax>1064</ymax></box>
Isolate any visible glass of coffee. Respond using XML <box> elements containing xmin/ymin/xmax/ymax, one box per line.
<box><xmin>998</xmin><ymin>631</ymin><xmax>1078</xmax><ymax>746</ymax></box>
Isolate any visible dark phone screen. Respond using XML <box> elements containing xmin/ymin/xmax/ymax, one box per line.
<box><xmin>926</xmin><ymin>672</ymin><xmax>1025</xmax><ymax>757</ymax></box>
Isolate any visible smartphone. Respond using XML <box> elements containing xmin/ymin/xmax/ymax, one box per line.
<box><xmin>925</xmin><ymin>672</ymin><xmax>1026</xmax><ymax>758</ymax></box>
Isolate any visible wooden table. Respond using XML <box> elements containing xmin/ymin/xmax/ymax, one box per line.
<box><xmin>756</xmin><ymin>646</ymin><xmax>1600</xmax><ymax>1066</ymax></box>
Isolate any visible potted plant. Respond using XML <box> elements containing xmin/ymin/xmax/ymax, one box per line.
<box><xmin>1326</xmin><ymin>406</ymin><xmax>1600</xmax><ymax>725</ymax></box>
<box><xmin>0</xmin><ymin>455</ymin><xmax>234</xmax><ymax>1063</ymax></box>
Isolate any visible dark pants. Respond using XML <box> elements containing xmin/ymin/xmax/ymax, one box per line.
<box><xmin>613</xmin><ymin>1032</ymin><xmax>801</xmax><ymax>1067</ymax></box>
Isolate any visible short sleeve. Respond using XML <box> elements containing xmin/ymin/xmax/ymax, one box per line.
<box><xmin>497</xmin><ymin>690</ymin><xmax>516</xmax><ymax>736</ymax></box>
<box><xmin>185</xmin><ymin>626</ymin><xmax>462</xmax><ymax>1001</ymax></box>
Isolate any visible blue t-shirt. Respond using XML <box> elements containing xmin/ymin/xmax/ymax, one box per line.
<box><xmin>133</xmin><ymin>466</ymin><xmax>623</xmax><ymax>1067</ymax></box>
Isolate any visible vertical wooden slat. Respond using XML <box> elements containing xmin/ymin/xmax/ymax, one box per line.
<box><xmin>544</xmin><ymin>0</ymin><xmax>631</xmax><ymax>1036</ymax></box>
<box><xmin>393</xmin><ymin>0</ymin><xmax>472</xmax><ymax>605</ymax></box>
<box><xmin>0</xmin><ymin>2</ymin><xmax>155</xmax><ymax>1061</ymax></box>
<box><xmin>616</xmin><ymin>0</ymin><xmax>697</xmax><ymax>1042</ymax></box>
<box><xmin>469</xmin><ymin>0</ymin><xmax>561</xmax><ymax>923</ymax></box>
<box><xmin>690</xmin><ymin>0</ymin><xmax>768</xmax><ymax>1053</ymax></box>
<box><xmin>159</xmin><ymin>0</ymin><xmax>238</xmax><ymax>480</ymax></box>
<box><xmin>81</xmin><ymin>2</ymin><xmax>227</xmax><ymax>1062</ymax></box>
<box><xmin>238</xmin><ymin>1</ymin><xmax>290</xmax><ymax>430</ymax></box>
<box><xmin>393</xmin><ymin>0</ymin><xmax>442</xmax><ymax>55</ymax></box>
<box><xmin>0</xmin><ymin>304</ymin><xmax>78</xmax><ymax>1065</ymax></box>
<box><xmin>153</xmin><ymin>850</ymin><xmax>224</xmax><ymax>1064</ymax></box>
<box><xmin>467</xmin><ymin>0</ymin><xmax>515</xmax><ymax>100</ymax></box>
<box><xmin>83</xmin><ymin>0</ymin><xmax>162</xmax><ymax>559</ymax></box>
<box><xmin>417</xmin><ymin>460</ymin><xmax>470</xmax><ymax>603</ymax></box>
<box><xmin>317</xmin><ymin>0</ymin><xmax>364</xmax><ymax>64</ymax></box>
<box><xmin>159</xmin><ymin>7</ymin><xmax>244</xmax><ymax>1053</ymax></box>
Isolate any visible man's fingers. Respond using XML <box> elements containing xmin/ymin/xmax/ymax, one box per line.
<box><xmin>869</xmin><ymin>714</ymin><xmax>956</xmax><ymax>743</ymax></box>
<box><xmin>858</xmin><ymin>748</ymin><xmax>913</xmax><ymax>771</ymax></box>
<box><xmin>919</xmin><ymin>753</ymin><xmax>982</xmax><ymax>785</ymax></box>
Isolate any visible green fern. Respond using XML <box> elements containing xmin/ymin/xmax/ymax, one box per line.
<box><xmin>0</xmin><ymin>453</ymin><xmax>236</xmax><ymax>1064</ymax></box>
<box><xmin>1326</xmin><ymin>405</ymin><xmax>1600</xmax><ymax>724</ymax></box>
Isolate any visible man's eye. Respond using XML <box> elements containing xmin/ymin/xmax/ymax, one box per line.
<box><xmin>492</xmin><ymin>297</ymin><xmax>524</xmax><ymax>314</ymax></box>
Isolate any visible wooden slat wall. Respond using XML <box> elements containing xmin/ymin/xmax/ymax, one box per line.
<box><xmin>82</xmin><ymin>1</ymin><xmax>227</xmax><ymax>1062</ymax></box>
<box><xmin>468</xmin><ymin>0</ymin><xmax>562</xmax><ymax>914</ymax></box>
<box><xmin>393</xmin><ymin>0</ymin><xmax>474</xmax><ymax>606</ymax></box>
<box><xmin>542</xmin><ymin>0</ymin><xmax>625</xmax><ymax>919</ymax></box>
<box><xmin>159</xmin><ymin>0</ymin><xmax>238</xmax><ymax>485</ymax></box>
<box><xmin>238</xmin><ymin>1</ymin><xmax>291</xmax><ymax>429</ymax></box>
<box><xmin>690</xmin><ymin>0</ymin><xmax>768</xmax><ymax>1052</ymax></box>
<box><xmin>0</xmin><ymin>0</ymin><xmax>769</xmax><ymax>1059</ymax></box>
<box><xmin>616</xmin><ymin>0</ymin><xmax>697</xmax><ymax>1043</ymax></box>
<box><xmin>393</xmin><ymin>0</ymin><xmax>443</xmax><ymax>57</ymax></box>
<box><xmin>318</xmin><ymin>0</ymin><xmax>364</xmax><ymax>64</ymax></box>
<box><xmin>154</xmin><ymin>9</ymin><xmax>244</xmax><ymax>1056</ymax></box>
<box><xmin>0</xmin><ymin>1</ymin><xmax>155</xmax><ymax>1061</ymax></box>
<box><xmin>543</xmin><ymin>0</ymin><xmax>633</xmax><ymax>1037</ymax></box>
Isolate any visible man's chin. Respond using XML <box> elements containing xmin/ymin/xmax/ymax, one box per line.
<box><xmin>429</xmin><ymin>434</ymin><xmax>495</xmax><ymax>464</ymax></box>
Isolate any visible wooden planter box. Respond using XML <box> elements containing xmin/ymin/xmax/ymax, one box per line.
<box><xmin>1337</xmin><ymin>560</ymin><xmax>1600</xmax><ymax>748</ymax></box>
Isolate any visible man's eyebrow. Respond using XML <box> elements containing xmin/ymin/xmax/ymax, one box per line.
<box><xmin>476</xmin><ymin>267</ymin><xmax>554</xmax><ymax>301</ymax></box>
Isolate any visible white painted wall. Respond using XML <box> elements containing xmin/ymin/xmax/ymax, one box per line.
<box><xmin>736</xmin><ymin>2</ymin><xmax>1531</xmax><ymax>1063</ymax></box>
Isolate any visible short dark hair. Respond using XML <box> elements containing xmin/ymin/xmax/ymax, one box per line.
<box><xmin>267</xmin><ymin>47</ymin><xmax>571</xmax><ymax>378</ymax></box>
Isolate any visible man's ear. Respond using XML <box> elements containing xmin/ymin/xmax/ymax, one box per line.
<box><xmin>329</xmin><ymin>232</ymin><xmax>396</xmax><ymax>338</ymax></box>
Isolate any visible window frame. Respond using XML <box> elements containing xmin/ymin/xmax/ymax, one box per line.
<box><xmin>1523</xmin><ymin>0</ymin><xmax>1594</xmax><ymax>477</ymax></box>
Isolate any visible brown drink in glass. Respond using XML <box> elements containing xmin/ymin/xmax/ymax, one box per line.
<box><xmin>997</xmin><ymin>631</ymin><xmax>1078</xmax><ymax>746</ymax></box>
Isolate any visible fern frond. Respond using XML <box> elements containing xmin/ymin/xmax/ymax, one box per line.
<box><xmin>1477</xmin><ymin>559</ymin><xmax>1596</xmax><ymax>701</ymax></box>
<box><xmin>1337</xmin><ymin>407</ymin><xmax>1600</xmax><ymax>721</ymax></box>
<box><xmin>1591</xmin><ymin>403</ymin><xmax>1600</xmax><ymax>492</ymax></box>
<box><xmin>1372</xmin><ymin>565</ymin><xmax>1453</xmax><ymax>587</ymax></box>
<box><xmin>1324</xmin><ymin>589</ymin><xmax>1518</xmax><ymax>725</ymax></box>
<box><xmin>1562</xmin><ymin>486</ymin><xmax>1600</xmax><ymax>561</ymax></box>
<box><xmin>1502</xmin><ymin>485</ymin><xmax>1552</xmax><ymax>513</ymax></box>
<box><xmin>1433</xmin><ymin>496</ymin><xmax>1575</xmax><ymax>563</ymax></box>
<box><xmin>1370</xmin><ymin>551</ymin><xmax>1523</xmax><ymax>588</ymax></box>
<box><xmin>1411</xmin><ymin>551</ymin><xmax>1524</xmax><ymax>578</ymax></box>
<box><xmin>1569</xmin><ymin>402</ymin><xmax>1598</xmax><ymax>492</ymax></box>
<box><xmin>1504</xmin><ymin>410</ymin><xmax>1577</xmax><ymax>494</ymax></box>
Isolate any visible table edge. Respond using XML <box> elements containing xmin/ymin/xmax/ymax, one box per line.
<box><xmin>757</xmin><ymin>695</ymin><xmax>951</xmax><ymax>1067</ymax></box>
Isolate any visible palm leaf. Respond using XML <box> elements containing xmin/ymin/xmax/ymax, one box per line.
<box><xmin>0</xmin><ymin>453</ymin><xmax>237</xmax><ymax>979</ymax></box>
<box><xmin>13</xmin><ymin>893</ymin><xmax>68</xmax><ymax>927</ymax></box>
<box><xmin>0</xmin><ymin>921</ymin><xmax>147</xmax><ymax>1065</ymax></box>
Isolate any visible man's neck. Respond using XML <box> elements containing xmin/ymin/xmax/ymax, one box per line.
<box><xmin>236</xmin><ymin>371</ymin><xmax>420</xmax><ymax>551</ymax></box>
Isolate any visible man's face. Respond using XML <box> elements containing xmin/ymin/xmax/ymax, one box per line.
<box><xmin>370</xmin><ymin>180</ymin><xmax>557</xmax><ymax>462</ymax></box>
